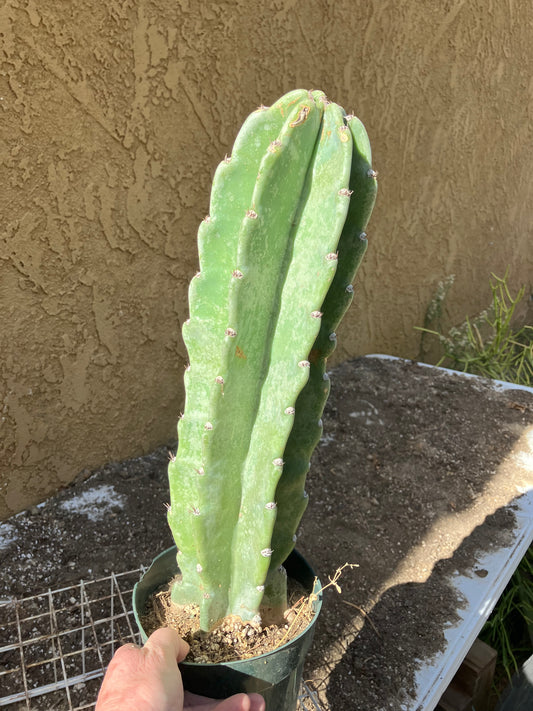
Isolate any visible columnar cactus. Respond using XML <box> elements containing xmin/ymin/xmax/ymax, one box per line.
<box><xmin>167</xmin><ymin>89</ymin><xmax>377</xmax><ymax>631</ymax></box>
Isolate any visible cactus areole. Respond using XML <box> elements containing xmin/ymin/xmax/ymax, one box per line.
<box><xmin>167</xmin><ymin>89</ymin><xmax>377</xmax><ymax>631</ymax></box>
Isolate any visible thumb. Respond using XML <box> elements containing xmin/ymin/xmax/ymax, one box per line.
<box><xmin>212</xmin><ymin>693</ymin><xmax>266</xmax><ymax>711</ymax></box>
<box><xmin>143</xmin><ymin>627</ymin><xmax>190</xmax><ymax>664</ymax></box>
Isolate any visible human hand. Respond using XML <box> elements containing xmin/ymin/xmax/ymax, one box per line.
<box><xmin>95</xmin><ymin>627</ymin><xmax>265</xmax><ymax>711</ymax></box>
<box><xmin>183</xmin><ymin>690</ymin><xmax>265</xmax><ymax>710</ymax></box>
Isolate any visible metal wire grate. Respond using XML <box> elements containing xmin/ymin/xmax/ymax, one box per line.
<box><xmin>0</xmin><ymin>569</ymin><xmax>322</xmax><ymax>710</ymax></box>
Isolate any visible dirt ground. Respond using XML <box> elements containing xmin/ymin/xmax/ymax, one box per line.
<box><xmin>1</xmin><ymin>356</ymin><xmax>532</xmax><ymax>710</ymax></box>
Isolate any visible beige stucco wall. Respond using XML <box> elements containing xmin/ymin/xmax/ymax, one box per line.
<box><xmin>1</xmin><ymin>0</ymin><xmax>532</xmax><ymax>519</ymax></box>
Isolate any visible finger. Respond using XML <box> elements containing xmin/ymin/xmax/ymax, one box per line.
<box><xmin>184</xmin><ymin>691</ymin><xmax>265</xmax><ymax>710</ymax></box>
<box><xmin>144</xmin><ymin>627</ymin><xmax>190</xmax><ymax>663</ymax></box>
<box><xmin>211</xmin><ymin>693</ymin><xmax>265</xmax><ymax>711</ymax></box>
<box><xmin>203</xmin><ymin>693</ymin><xmax>250</xmax><ymax>711</ymax></box>
<box><xmin>108</xmin><ymin>641</ymin><xmax>142</xmax><ymax>665</ymax></box>
<box><xmin>246</xmin><ymin>694</ymin><xmax>265</xmax><ymax>711</ymax></box>
<box><xmin>212</xmin><ymin>694</ymin><xmax>265</xmax><ymax>711</ymax></box>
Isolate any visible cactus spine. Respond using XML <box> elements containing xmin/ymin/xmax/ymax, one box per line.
<box><xmin>168</xmin><ymin>90</ymin><xmax>377</xmax><ymax>631</ymax></box>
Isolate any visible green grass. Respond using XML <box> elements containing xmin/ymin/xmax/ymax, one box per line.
<box><xmin>417</xmin><ymin>271</ymin><xmax>533</xmax><ymax>689</ymax></box>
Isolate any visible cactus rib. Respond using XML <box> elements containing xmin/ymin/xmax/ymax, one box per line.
<box><xmin>268</xmin><ymin>113</ymin><xmax>378</xmax><ymax>574</ymax></box>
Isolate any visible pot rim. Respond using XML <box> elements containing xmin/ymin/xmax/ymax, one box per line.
<box><xmin>133</xmin><ymin>545</ymin><xmax>323</xmax><ymax>667</ymax></box>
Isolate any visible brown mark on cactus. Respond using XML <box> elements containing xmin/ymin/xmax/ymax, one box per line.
<box><xmin>225</xmin><ymin>327</ymin><xmax>237</xmax><ymax>338</ymax></box>
<box><xmin>235</xmin><ymin>345</ymin><xmax>246</xmax><ymax>359</ymax></box>
<box><xmin>268</xmin><ymin>139</ymin><xmax>282</xmax><ymax>153</ymax></box>
<box><xmin>289</xmin><ymin>105</ymin><xmax>310</xmax><ymax>127</ymax></box>
<box><xmin>298</xmin><ymin>360</ymin><xmax>311</xmax><ymax>368</ymax></box>
<box><xmin>311</xmin><ymin>310</ymin><xmax>323</xmax><ymax>319</ymax></box>
<box><xmin>339</xmin><ymin>188</ymin><xmax>353</xmax><ymax>197</ymax></box>
<box><xmin>309</xmin><ymin>348</ymin><xmax>321</xmax><ymax>365</ymax></box>
<box><xmin>246</xmin><ymin>209</ymin><xmax>258</xmax><ymax>219</ymax></box>
<box><xmin>232</xmin><ymin>269</ymin><xmax>244</xmax><ymax>279</ymax></box>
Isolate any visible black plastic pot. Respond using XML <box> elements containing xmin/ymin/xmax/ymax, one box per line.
<box><xmin>133</xmin><ymin>546</ymin><xmax>322</xmax><ymax>711</ymax></box>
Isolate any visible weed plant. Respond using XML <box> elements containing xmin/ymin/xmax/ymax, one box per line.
<box><xmin>418</xmin><ymin>272</ymin><xmax>532</xmax><ymax>385</ymax></box>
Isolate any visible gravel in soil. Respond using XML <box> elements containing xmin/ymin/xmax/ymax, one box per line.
<box><xmin>1</xmin><ymin>356</ymin><xmax>532</xmax><ymax>710</ymax></box>
<box><xmin>141</xmin><ymin>576</ymin><xmax>315</xmax><ymax>663</ymax></box>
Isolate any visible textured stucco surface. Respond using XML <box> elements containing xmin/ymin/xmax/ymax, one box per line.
<box><xmin>1</xmin><ymin>0</ymin><xmax>532</xmax><ymax>518</ymax></box>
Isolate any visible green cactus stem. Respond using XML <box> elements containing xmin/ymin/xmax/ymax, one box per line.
<box><xmin>167</xmin><ymin>90</ymin><xmax>377</xmax><ymax>631</ymax></box>
<box><xmin>267</xmin><ymin>111</ymin><xmax>378</xmax><ymax>578</ymax></box>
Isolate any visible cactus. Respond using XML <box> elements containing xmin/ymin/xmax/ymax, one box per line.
<box><xmin>167</xmin><ymin>89</ymin><xmax>377</xmax><ymax>631</ymax></box>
